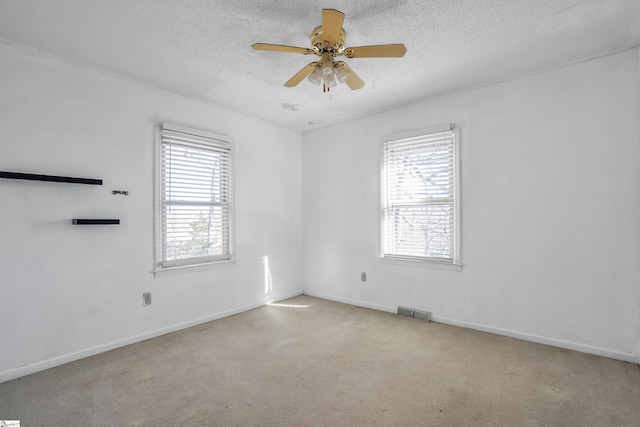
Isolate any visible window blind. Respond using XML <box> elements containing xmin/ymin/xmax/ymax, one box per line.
<box><xmin>160</xmin><ymin>126</ymin><xmax>232</xmax><ymax>267</ymax></box>
<box><xmin>382</xmin><ymin>127</ymin><xmax>456</xmax><ymax>262</ymax></box>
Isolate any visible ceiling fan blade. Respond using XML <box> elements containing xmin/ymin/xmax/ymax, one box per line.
<box><xmin>284</xmin><ymin>63</ymin><xmax>317</xmax><ymax>87</ymax></box>
<box><xmin>322</xmin><ymin>9</ymin><xmax>345</xmax><ymax>43</ymax></box>
<box><xmin>344</xmin><ymin>44</ymin><xmax>407</xmax><ymax>58</ymax></box>
<box><xmin>252</xmin><ymin>43</ymin><xmax>313</xmax><ymax>55</ymax></box>
<box><xmin>337</xmin><ymin>62</ymin><xmax>364</xmax><ymax>90</ymax></box>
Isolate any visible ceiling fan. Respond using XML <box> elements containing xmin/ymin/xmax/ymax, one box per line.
<box><xmin>252</xmin><ymin>9</ymin><xmax>407</xmax><ymax>92</ymax></box>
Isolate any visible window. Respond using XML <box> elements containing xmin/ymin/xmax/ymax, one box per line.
<box><xmin>381</xmin><ymin>124</ymin><xmax>460</xmax><ymax>268</ymax></box>
<box><xmin>155</xmin><ymin>123</ymin><xmax>233</xmax><ymax>272</ymax></box>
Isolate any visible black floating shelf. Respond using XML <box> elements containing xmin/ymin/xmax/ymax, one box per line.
<box><xmin>72</xmin><ymin>219</ymin><xmax>120</xmax><ymax>225</ymax></box>
<box><xmin>0</xmin><ymin>171</ymin><xmax>102</xmax><ymax>185</ymax></box>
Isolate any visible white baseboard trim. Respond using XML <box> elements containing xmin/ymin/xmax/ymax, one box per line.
<box><xmin>302</xmin><ymin>290</ymin><xmax>397</xmax><ymax>313</ymax></box>
<box><xmin>267</xmin><ymin>290</ymin><xmax>303</xmax><ymax>304</ymax></box>
<box><xmin>0</xmin><ymin>290</ymin><xmax>303</xmax><ymax>384</ymax></box>
<box><xmin>304</xmin><ymin>292</ymin><xmax>639</xmax><ymax>365</ymax></box>
<box><xmin>431</xmin><ymin>315</ymin><xmax>639</xmax><ymax>364</ymax></box>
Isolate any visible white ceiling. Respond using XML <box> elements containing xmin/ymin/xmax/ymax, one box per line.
<box><xmin>1</xmin><ymin>1</ymin><xmax>639</xmax><ymax>132</ymax></box>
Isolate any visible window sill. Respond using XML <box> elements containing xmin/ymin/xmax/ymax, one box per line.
<box><xmin>153</xmin><ymin>259</ymin><xmax>237</xmax><ymax>278</ymax></box>
<box><xmin>379</xmin><ymin>256</ymin><xmax>462</xmax><ymax>271</ymax></box>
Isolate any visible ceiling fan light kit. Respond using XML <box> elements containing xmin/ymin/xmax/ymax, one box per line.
<box><xmin>252</xmin><ymin>9</ymin><xmax>407</xmax><ymax>92</ymax></box>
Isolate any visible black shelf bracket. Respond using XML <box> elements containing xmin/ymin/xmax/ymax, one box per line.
<box><xmin>72</xmin><ymin>219</ymin><xmax>120</xmax><ymax>225</ymax></box>
<box><xmin>0</xmin><ymin>171</ymin><xmax>102</xmax><ymax>185</ymax></box>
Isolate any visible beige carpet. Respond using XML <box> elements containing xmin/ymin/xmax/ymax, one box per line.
<box><xmin>1</xmin><ymin>295</ymin><xmax>639</xmax><ymax>426</ymax></box>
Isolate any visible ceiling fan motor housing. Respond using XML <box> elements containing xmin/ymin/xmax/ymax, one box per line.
<box><xmin>310</xmin><ymin>26</ymin><xmax>346</xmax><ymax>55</ymax></box>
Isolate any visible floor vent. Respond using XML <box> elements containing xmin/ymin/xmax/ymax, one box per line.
<box><xmin>397</xmin><ymin>306</ymin><xmax>431</xmax><ymax>322</ymax></box>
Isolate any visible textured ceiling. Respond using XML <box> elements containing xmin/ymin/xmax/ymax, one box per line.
<box><xmin>1</xmin><ymin>0</ymin><xmax>639</xmax><ymax>132</ymax></box>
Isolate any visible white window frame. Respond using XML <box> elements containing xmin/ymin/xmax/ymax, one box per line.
<box><xmin>380</xmin><ymin>123</ymin><xmax>461</xmax><ymax>271</ymax></box>
<box><xmin>154</xmin><ymin>123</ymin><xmax>235</xmax><ymax>277</ymax></box>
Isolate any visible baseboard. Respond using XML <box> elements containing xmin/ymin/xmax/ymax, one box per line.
<box><xmin>430</xmin><ymin>315</ymin><xmax>639</xmax><ymax>364</ymax></box>
<box><xmin>302</xmin><ymin>290</ymin><xmax>397</xmax><ymax>313</ymax></box>
<box><xmin>304</xmin><ymin>291</ymin><xmax>640</xmax><ymax>365</ymax></box>
<box><xmin>0</xmin><ymin>290</ymin><xmax>303</xmax><ymax>384</ymax></box>
<box><xmin>267</xmin><ymin>289</ymin><xmax>303</xmax><ymax>304</ymax></box>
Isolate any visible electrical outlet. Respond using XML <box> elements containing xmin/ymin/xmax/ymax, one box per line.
<box><xmin>361</xmin><ymin>272</ymin><xmax>367</xmax><ymax>282</ymax></box>
<box><xmin>142</xmin><ymin>292</ymin><xmax>151</xmax><ymax>306</ymax></box>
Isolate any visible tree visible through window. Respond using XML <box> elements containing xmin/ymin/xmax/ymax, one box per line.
<box><xmin>381</xmin><ymin>125</ymin><xmax>459</xmax><ymax>265</ymax></box>
<box><xmin>157</xmin><ymin>124</ymin><xmax>232</xmax><ymax>269</ymax></box>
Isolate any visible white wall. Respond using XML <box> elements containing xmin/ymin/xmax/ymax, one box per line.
<box><xmin>303</xmin><ymin>49</ymin><xmax>640</xmax><ymax>362</ymax></box>
<box><xmin>0</xmin><ymin>43</ymin><xmax>303</xmax><ymax>381</ymax></box>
